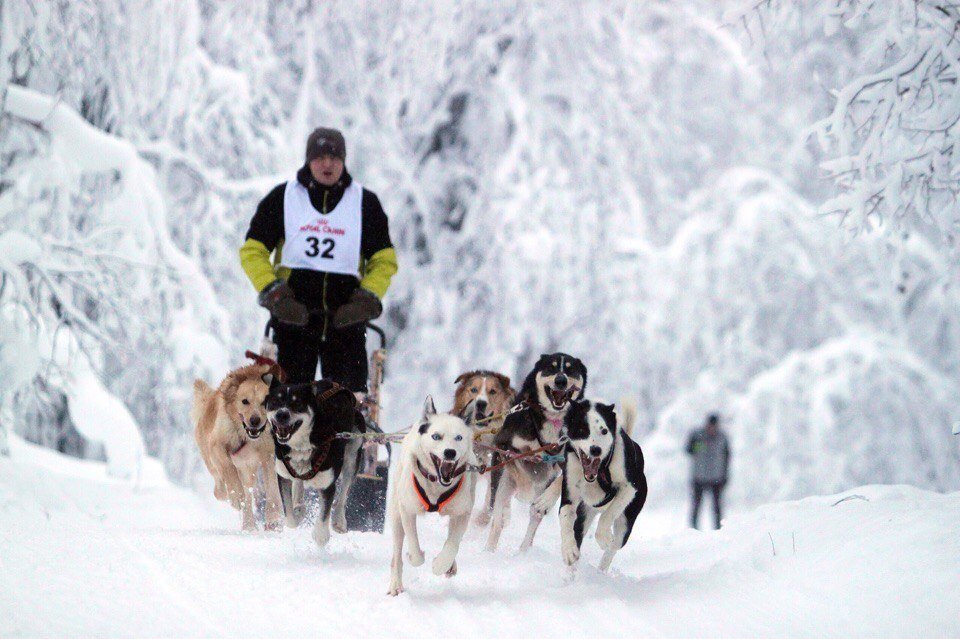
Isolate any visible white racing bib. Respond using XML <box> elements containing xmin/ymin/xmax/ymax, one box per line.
<box><xmin>280</xmin><ymin>178</ymin><xmax>363</xmax><ymax>276</ymax></box>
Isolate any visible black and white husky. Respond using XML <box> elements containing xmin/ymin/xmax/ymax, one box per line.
<box><xmin>560</xmin><ymin>400</ymin><xmax>647</xmax><ymax>572</ymax></box>
<box><xmin>388</xmin><ymin>397</ymin><xmax>476</xmax><ymax>596</ymax></box>
<box><xmin>263</xmin><ymin>376</ymin><xmax>364</xmax><ymax>547</ymax></box>
<box><xmin>485</xmin><ymin>353</ymin><xmax>587</xmax><ymax>552</ymax></box>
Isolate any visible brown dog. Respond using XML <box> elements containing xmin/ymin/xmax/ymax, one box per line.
<box><xmin>452</xmin><ymin>370</ymin><xmax>515</xmax><ymax>525</ymax></box>
<box><xmin>192</xmin><ymin>363</ymin><xmax>283</xmax><ymax>531</ymax></box>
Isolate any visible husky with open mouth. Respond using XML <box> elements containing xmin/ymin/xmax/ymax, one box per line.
<box><xmin>263</xmin><ymin>375</ymin><xmax>364</xmax><ymax>547</ymax></box>
<box><xmin>485</xmin><ymin>353</ymin><xmax>587</xmax><ymax>552</ymax></box>
<box><xmin>387</xmin><ymin>397</ymin><xmax>476</xmax><ymax>596</ymax></box>
<box><xmin>560</xmin><ymin>400</ymin><xmax>647</xmax><ymax>572</ymax></box>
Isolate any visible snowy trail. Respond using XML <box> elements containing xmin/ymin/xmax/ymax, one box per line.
<box><xmin>2</xmin><ymin>437</ymin><xmax>958</xmax><ymax>638</ymax></box>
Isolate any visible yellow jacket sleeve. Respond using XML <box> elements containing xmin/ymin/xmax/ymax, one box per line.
<box><xmin>359</xmin><ymin>247</ymin><xmax>398</xmax><ymax>299</ymax></box>
<box><xmin>239</xmin><ymin>238</ymin><xmax>279</xmax><ymax>292</ymax></box>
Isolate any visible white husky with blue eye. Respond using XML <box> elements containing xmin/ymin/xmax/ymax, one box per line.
<box><xmin>387</xmin><ymin>396</ymin><xmax>477</xmax><ymax>596</ymax></box>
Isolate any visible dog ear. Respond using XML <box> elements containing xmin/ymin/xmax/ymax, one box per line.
<box><xmin>422</xmin><ymin>395</ymin><xmax>437</xmax><ymax>419</ymax></box>
<box><xmin>454</xmin><ymin>372</ymin><xmax>471</xmax><ymax>385</ymax></box>
<box><xmin>261</xmin><ymin>373</ymin><xmax>274</xmax><ymax>388</ymax></box>
<box><xmin>493</xmin><ymin>373</ymin><xmax>513</xmax><ymax>392</ymax></box>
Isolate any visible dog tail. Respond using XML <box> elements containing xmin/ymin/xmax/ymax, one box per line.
<box><xmin>617</xmin><ymin>396</ymin><xmax>638</xmax><ymax>437</ymax></box>
<box><xmin>191</xmin><ymin>379</ymin><xmax>215</xmax><ymax>428</ymax></box>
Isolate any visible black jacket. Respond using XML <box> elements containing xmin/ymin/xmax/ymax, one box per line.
<box><xmin>244</xmin><ymin>165</ymin><xmax>394</xmax><ymax>313</ymax></box>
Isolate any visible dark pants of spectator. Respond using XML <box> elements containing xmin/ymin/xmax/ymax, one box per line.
<box><xmin>690</xmin><ymin>481</ymin><xmax>724</xmax><ymax>530</ymax></box>
<box><xmin>272</xmin><ymin>317</ymin><xmax>368</xmax><ymax>391</ymax></box>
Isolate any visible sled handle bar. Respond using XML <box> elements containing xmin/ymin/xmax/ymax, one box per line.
<box><xmin>263</xmin><ymin>318</ymin><xmax>386</xmax><ymax>350</ymax></box>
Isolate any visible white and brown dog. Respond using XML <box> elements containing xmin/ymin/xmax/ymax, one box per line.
<box><xmin>192</xmin><ymin>363</ymin><xmax>283</xmax><ymax>531</ymax></box>
<box><xmin>486</xmin><ymin>353</ymin><xmax>587</xmax><ymax>552</ymax></box>
<box><xmin>387</xmin><ymin>397</ymin><xmax>477</xmax><ymax>596</ymax></box>
<box><xmin>451</xmin><ymin>370</ymin><xmax>515</xmax><ymax>525</ymax></box>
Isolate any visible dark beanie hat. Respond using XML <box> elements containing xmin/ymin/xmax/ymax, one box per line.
<box><xmin>305</xmin><ymin>127</ymin><xmax>346</xmax><ymax>162</ymax></box>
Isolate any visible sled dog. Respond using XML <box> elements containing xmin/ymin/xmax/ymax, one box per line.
<box><xmin>560</xmin><ymin>400</ymin><xmax>647</xmax><ymax>572</ymax></box>
<box><xmin>452</xmin><ymin>370</ymin><xmax>515</xmax><ymax>525</ymax></box>
<box><xmin>387</xmin><ymin>397</ymin><xmax>477</xmax><ymax>596</ymax></box>
<box><xmin>263</xmin><ymin>376</ymin><xmax>364</xmax><ymax>547</ymax></box>
<box><xmin>485</xmin><ymin>353</ymin><xmax>587</xmax><ymax>552</ymax></box>
<box><xmin>192</xmin><ymin>363</ymin><xmax>283</xmax><ymax>531</ymax></box>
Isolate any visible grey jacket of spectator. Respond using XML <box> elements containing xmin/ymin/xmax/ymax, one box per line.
<box><xmin>686</xmin><ymin>427</ymin><xmax>730</xmax><ymax>484</ymax></box>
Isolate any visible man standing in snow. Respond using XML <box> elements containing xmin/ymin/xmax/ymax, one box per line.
<box><xmin>686</xmin><ymin>413</ymin><xmax>731</xmax><ymax>530</ymax></box>
<box><xmin>239</xmin><ymin>128</ymin><xmax>398</xmax><ymax>390</ymax></box>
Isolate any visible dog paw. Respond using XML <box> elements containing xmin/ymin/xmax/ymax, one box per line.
<box><xmin>265</xmin><ymin>519</ymin><xmax>283</xmax><ymax>533</ymax></box>
<box><xmin>532</xmin><ymin>493</ymin><xmax>555</xmax><ymax>516</ymax></box>
<box><xmin>387</xmin><ymin>581</ymin><xmax>404</xmax><ymax>596</ymax></box>
<box><xmin>595</xmin><ymin>526</ymin><xmax>614</xmax><ymax>550</ymax></box>
<box><xmin>432</xmin><ymin>552</ymin><xmax>455</xmax><ymax>576</ymax></box>
<box><xmin>474</xmin><ymin>510</ymin><xmax>491</xmax><ymax>527</ymax></box>
<box><xmin>562</xmin><ymin>540</ymin><xmax>581</xmax><ymax>565</ymax></box>
<box><xmin>331</xmin><ymin>513</ymin><xmax>348</xmax><ymax>534</ymax></box>
<box><xmin>445</xmin><ymin>561</ymin><xmax>458</xmax><ymax>578</ymax></box>
<box><xmin>312</xmin><ymin>525</ymin><xmax>330</xmax><ymax>547</ymax></box>
<box><xmin>407</xmin><ymin>549</ymin><xmax>425</xmax><ymax>567</ymax></box>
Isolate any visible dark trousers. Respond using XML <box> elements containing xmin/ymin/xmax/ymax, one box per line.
<box><xmin>690</xmin><ymin>481</ymin><xmax>724</xmax><ymax>530</ymax></box>
<box><xmin>272</xmin><ymin>318</ymin><xmax>368</xmax><ymax>391</ymax></box>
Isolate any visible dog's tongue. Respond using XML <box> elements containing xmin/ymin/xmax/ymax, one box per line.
<box><xmin>439</xmin><ymin>459</ymin><xmax>457</xmax><ymax>481</ymax></box>
<box><xmin>581</xmin><ymin>455</ymin><xmax>601</xmax><ymax>480</ymax></box>
<box><xmin>551</xmin><ymin>388</ymin><xmax>571</xmax><ymax>407</ymax></box>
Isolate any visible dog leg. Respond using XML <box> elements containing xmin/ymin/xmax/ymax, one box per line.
<box><xmin>532</xmin><ymin>474</ymin><xmax>561</xmax><ymax>516</ymax></box>
<box><xmin>312</xmin><ymin>482</ymin><xmax>336</xmax><ymax>547</ymax></box>
<box><xmin>485</xmin><ymin>473</ymin><xmax>514</xmax><ymax>552</ymax></box>
<box><xmin>237</xmin><ymin>463</ymin><xmax>259</xmax><ymax>532</ymax></box>
<box><xmin>261</xmin><ymin>459</ymin><xmax>284</xmax><ymax>532</ymax></box>
<box><xmin>598</xmin><ymin>514</ymin><xmax>629</xmax><ymax>572</ymax></box>
<box><xmin>433</xmin><ymin>511</ymin><xmax>469</xmax><ymax>577</ymax></box>
<box><xmin>388</xmin><ymin>505</ymin><xmax>405</xmax><ymax>595</ymax></box>
<box><xmin>400</xmin><ymin>510</ymin><xmax>425</xmax><ymax>566</ymax></box>
<box><xmin>595</xmin><ymin>488</ymin><xmax>635</xmax><ymax>550</ymax></box>
<box><xmin>519</xmin><ymin>504</ymin><xmax>545</xmax><ymax>552</ymax></box>
<box><xmin>331</xmin><ymin>439</ymin><xmax>361</xmax><ymax>534</ymax></box>
<box><xmin>474</xmin><ymin>461</ymin><xmax>498</xmax><ymax>527</ymax></box>
<box><xmin>559</xmin><ymin>502</ymin><xmax>581</xmax><ymax>566</ymax></box>
<box><xmin>292</xmin><ymin>479</ymin><xmax>306</xmax><ymax>524</ymax></box>
<box><xmin>212</xmin><ymin>449</ymin><xmax>244</xmax><ymax>509</ymax></box>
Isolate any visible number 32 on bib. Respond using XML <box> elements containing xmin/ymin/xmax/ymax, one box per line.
<box><xmin>280</xmin><ymin>179</ymin><xmax>363</xmax><ymax>277</ymax></box>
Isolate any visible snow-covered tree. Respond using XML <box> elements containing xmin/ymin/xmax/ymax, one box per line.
<box><xmin>730</xmin><ymin>0</ymin><xmax>960</xmax><ymax>251</ymax></box>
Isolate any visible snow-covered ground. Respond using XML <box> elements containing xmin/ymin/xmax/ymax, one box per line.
<box><xmin>2</xmin><ymin>436</ymin><xmax>957</xmax><ymax>639</ymax></box>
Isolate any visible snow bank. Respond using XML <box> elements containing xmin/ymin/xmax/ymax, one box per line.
<box><xmin>2</xmin><ymin>440</ymin><xmax>957</xmax><ymax>637</ymax></box>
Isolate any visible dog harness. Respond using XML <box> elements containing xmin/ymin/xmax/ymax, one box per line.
<box><xmin>279</xmin><ymin>437</ymin><xmax>333</xmax><ymax>481</ymax></box>
<box><xmin>412</xmin><ymin>461</ymin><xmax>466</xmax><ymax>513</ymax></box>
<box><xmin>277</xmin><ymin>382</ymin><xmax>358</xmax><ymax>481</ymax></box>
<box><xmin>589</xmin><ymin>436</ymin><xmax>618</xmax><ymax>508</ymax></box>
<box><xmin>280</xmin><ymin>177</ymin><xmax>363</xmax><ymax>276</ymax></box>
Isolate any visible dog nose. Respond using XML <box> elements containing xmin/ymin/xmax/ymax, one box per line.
<box><xmin>443</xmin><ymin>449</ymin><xmax>457</xmax><ymax>461</ymax></box>
<box><xmin>554</xmin><ymin>374</ymin><xmax>568</xmax><ymax>389</ymax></box>
<box><xmin>590</xmin><ymin>445</ymin><xmax>602</xmax><ymax>457</ymax></box>
<box><xmin>276</xmin><ymin>409</ymin><xmax>290</xmax><ymax>423</ymax></box>
<box><xmin>476</xmin><ymin>399</ymin><xmax>488</xmax><ymax>413</ymax></box>
<box><xmin>249</xmin><ymin>414</ymin><xmax>261</xmax><ymax>427</ymax></box>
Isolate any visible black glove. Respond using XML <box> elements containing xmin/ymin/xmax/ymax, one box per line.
<box><xmin>258</xmin><ymin>280</ymin><xmax>309</xmax><ymax>327</ymax></box>
<box><xmin>333</xmin><ymin>288</ymin><xmax>382</xmax><ymax>329</ymax></box>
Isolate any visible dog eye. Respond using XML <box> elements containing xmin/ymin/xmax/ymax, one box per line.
<box><xmin>431</xmin><ymin>433</ymin><xmax>442</xmax><ymax>441</ymax></box>
<box><xmin>470</xmin><ymin>387</ymin><xmax>478</xmax><ymax>394</ymax></box>
<box><xmin>241</xmin><ymin>399</ymin><xmax>250</xmax><ymax>405</ymax></box>
<box><xmin>489</xmin><ymin>388</ymin><xmax>497</xmax><ymax>395</ymax></box>
<box><xmin>454</xmin><ymin>434</ymin><xmax>463</xmax><ymax>441</ymax></box>
<box><xmin>600</xmin><ymin>429</ymin><xmax>608</xmax><ymax>435</ymax></box>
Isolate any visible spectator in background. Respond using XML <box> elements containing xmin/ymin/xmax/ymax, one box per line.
<box><xmin>686</xmin><ymin>413</ymin><xmax>730</xmax><ymax>530</ymax></box>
